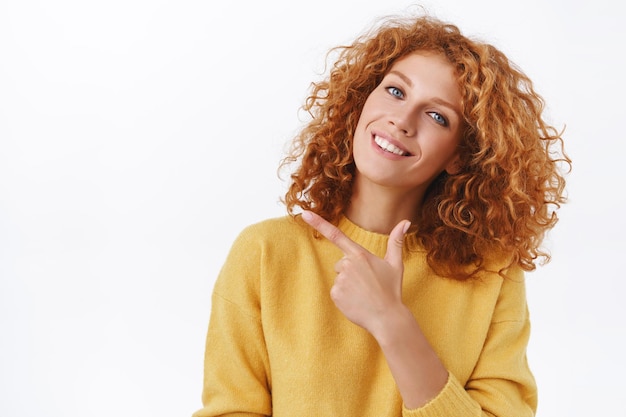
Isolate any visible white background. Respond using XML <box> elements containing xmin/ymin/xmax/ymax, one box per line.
<box><xmin>1</xmin><ymin>0</ymin><xmax>623</xmax><ymax>416</ymax></box>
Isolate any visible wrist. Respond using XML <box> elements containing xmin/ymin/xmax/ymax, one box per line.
<box><xmin>371</xmin><ymin>304</ymin><xmax>417</xmax><ymax>348</ymax></box>
<box><xmin>372</xmin><ymin>304</ymin><xmax>448</xmax><ymax>409</ymax></box>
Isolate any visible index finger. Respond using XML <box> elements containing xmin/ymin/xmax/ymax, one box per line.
<box><xmin>301</xmin><ymin>210</ymin><xmax>363</xmax><ymax>255</ymax></box>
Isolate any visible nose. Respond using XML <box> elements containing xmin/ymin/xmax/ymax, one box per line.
<box><xmin>388</xmin><ymin>107</ymin><xmax>417</xmax><ymax>136</ymax></box>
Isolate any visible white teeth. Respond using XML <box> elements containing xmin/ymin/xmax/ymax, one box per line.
<box><xmin>374</xmin><ymin>136</ymin><xmax>407</xmax><ymax>156</ymax></box>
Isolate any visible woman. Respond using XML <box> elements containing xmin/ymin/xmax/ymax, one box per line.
<box><xmin>193</xmin><ymin>12</ymin><xmax>569</xmax><ymax>417</ymax></box>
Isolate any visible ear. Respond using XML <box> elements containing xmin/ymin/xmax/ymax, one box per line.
<box><xmin>444</xmin><ymin>154</ymin><xmax>461</xmax><ymax>175</ymax></box>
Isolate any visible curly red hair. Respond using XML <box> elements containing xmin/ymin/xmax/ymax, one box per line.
<box><xmin>280</xmin><ymin>13</ymin><xmax>570</xmax><ymax>279</ymax></box>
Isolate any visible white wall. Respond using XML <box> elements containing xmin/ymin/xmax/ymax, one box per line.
<box><xmin>1</xmin><ymin>0</ymin><xmax>623</xmax><ymax>416</ymax></box>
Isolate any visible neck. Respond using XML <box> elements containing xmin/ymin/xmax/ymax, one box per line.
<box><xmin>345</xmin><ymin>178</ymin><xmax>426</xmax><ymax>235</ymax></box>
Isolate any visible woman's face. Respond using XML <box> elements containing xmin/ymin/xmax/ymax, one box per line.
<box><xmin>351</xmin><ymin>52</ymin><xmax>463</xmax><ymax>194</ymax></box>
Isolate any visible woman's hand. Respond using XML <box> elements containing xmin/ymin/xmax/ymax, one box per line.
<box><xmin>302</xmin><ymin>210</ymin><xmax>448</xmax><ymax>409</ymax></box>
<box><xmin>301</xmin><ymin>210</ymin><xmax>411</xmax><ymax>339</ymax></box>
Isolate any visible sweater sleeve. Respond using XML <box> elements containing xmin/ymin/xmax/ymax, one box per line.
<box><xmin>192</xmin><ymin>227</ymin><xmax>272</xmax><ymax>417</ymax></box>
<box><xmin>402</xmin><ymin>268</ymin><xmax>537</xmax><ymax>417</ymax></box>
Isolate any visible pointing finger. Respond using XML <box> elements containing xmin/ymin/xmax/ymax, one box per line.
<box><xmin>301</xmin><ymin>210</ymin><xmax>363</xmax><ymax>255</ymax></box>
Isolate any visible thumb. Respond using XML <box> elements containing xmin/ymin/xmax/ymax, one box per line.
<box><xmin>384</xmin><ymin>220</ymin><xmax>411</xmax><ymax>270</ymax></box>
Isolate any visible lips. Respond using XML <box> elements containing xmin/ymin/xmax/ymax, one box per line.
<box><xmin>373</xmin><ymin>135</ymin><xmax>411</xmax><ymax>156</ymax></box>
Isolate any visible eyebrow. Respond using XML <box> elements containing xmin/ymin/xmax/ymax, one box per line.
<box><xmin>388</xmin><ymin>70</ymin><xmax>413</xmax><ymax>87</ymax></box>
<box><xmin>387</xmin><ymin>70</ymin><xmax>462</xmax><ymax>117</ymax></box>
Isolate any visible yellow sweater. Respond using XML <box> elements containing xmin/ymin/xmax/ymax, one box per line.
<box><xmin>193</xmin><ymin>215</ymin><xmax>537</xmax><ymax>417</ymax></box>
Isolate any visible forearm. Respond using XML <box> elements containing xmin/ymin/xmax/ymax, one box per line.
<box><xmin>374</xmin><ymin>305</ymin><xmax>448</xmax><ymax>410</ymax></box>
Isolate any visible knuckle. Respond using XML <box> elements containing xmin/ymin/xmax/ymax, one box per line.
<box><xmin>354</xmin><ymin>251</ymin><xmax>368</xmax><ymax>262</ymax></box>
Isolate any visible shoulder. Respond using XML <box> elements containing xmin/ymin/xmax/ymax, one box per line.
<box><xmin>239</xmin><ymin>214</ymin><xmax>308</xmax><ymax>238</ymax></box>
<box><xmin>242</xmin><ymin>215</ymin><xmax>305</xmax><ymax>234</ymax></box>
<box><xmin>477</xmin><ymin>261</ymin><xmax>529</xmax><ymax>323</ymax></box>
<box><xmin>230</xmin><ymin>214</ymin><xmax>312</xmax><ymax>252</ymax></box>
<box><xmin>215</xmin><ymin>215</ymin><xmax>310</xmax><ymax>292</ymax></box>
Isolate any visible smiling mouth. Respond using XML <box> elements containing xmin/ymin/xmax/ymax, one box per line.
<box><xmin>374</xmin><ymin>135</ymin><xmax>411</xmax><ymax>156</ymax></box>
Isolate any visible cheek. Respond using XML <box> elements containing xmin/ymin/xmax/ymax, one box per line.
<box><xmin>420</xmin><ymin>136</ymin><xmax>459</xmax><ymax>166</ymax></box>
<box><xmin>351</xmin><ymin>135</ymin><xmax>368</xmax><ymax>166</ymax></box>
<box><xmin>353</xmin><ymin>108</ymin><xmax>370</xmax><ymax>133</ymax></box>
<box><xmin>353</xmin><ymin>115</ymin><xmax>373</xmax><ymax>147</ymax></box>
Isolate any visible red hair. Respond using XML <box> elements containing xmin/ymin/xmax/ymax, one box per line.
<box><xmin>280</xmin><ymin>14</ymin><xmax>570</xmax><ymax>279</ymax></box>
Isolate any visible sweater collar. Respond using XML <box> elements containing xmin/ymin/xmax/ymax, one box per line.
<box><xmin>336</xmin><ymin>216</ymin><xmax>422</xmax><ymax>258</ymax></box>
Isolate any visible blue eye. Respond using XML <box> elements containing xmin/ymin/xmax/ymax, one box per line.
<box><xmin>428</xmin><ymin>112</ymin><xmax>448</xmax><ymax>127</ymax></box>
<box><xmin>386</xmin><ymin>86</ymin><xmax>404</xmax><ymax>98</ymax></box>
